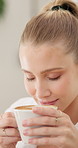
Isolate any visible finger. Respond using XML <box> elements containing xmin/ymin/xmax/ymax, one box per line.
<box><xmin>22</xmin><ymin>116</ymin><xmax>58</xmax><ymax>127</ymax></box>
<box><xmin>23</xmin><ymin>126</ymin><xmax>66</xmax><ymax>137</ymax></box>
<box><xmin>22</xmin><ymin>116</ymin><xmax>62</xmax><ymax>127</ymax></box>
<box><xmin>23</xmin><ymin>116</ymin><xmax>72</xmax><ymax>131</ymax></box>
<box><xmin>0</xmin><ymin>136</ymin><xmax>21</xmax><ymax>145</ymax></box>
<box><xmin>0</xmin><ymin>143</ymin><xmax>17</xmax><ymax>148</ymax></box>
<box><xmin>28</xmin><ymin>136</ymin><xmax>62</xmax><ymax>146</ymax></box>
<box><xmin>3</xmin><ymin>112</ymin><xmax>15</xmax><ymax>119</ymax></box>
<box><xmin>0</xmin><ymin>128</ymin><xmax>20</xmax><ymax>137</ymax></box>
<box><xmin>0</xmin><ymin>118</ymin><xmax>18</xmax><ymax>128</ymax></box>
<box><xmin>32</xmin><ymin>107</ymin><xmax>69</xmax><ymax>119</ymax></box>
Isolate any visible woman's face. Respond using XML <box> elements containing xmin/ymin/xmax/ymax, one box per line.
<box><xmin>19</xmin><ymin>41</ymin><xmax>78</xmax><ymax>112</ymax></box>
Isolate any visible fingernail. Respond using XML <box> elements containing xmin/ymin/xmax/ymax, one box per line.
<box><xmin>28</xmin><ymin>138</ymin><xmax>34</xmax><ymax>144</ymax></box>
<box><xmin>23</xmin><ymin>129</ymin><xmax>29</xmax><ymax>136</ymax></box>
<box><xmin>22</xmin><ymin>120</ymin><xmax>30</xmax><ymax>126</ymax></box>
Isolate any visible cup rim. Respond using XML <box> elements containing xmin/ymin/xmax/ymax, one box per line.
<box><xmin>13</xmin><ymin>104</ymin><xmax>57</xmax><ymax>111</ymax></box>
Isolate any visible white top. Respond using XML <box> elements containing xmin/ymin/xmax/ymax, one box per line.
<box><xmin>6</xmin><ymin>97</ymin><xmax>78</xmax><ymax>148</ymax></box>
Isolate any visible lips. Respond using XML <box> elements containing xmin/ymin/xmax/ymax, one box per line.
<box><xmin>39</xmin><ymin>99</ymin><xmax>59</xmax><ymax>105</ymax></box>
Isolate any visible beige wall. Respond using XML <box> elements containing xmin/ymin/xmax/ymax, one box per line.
<box><xmin>0</xmin><ymin>0</ymin><xmax>50</xmax><ymax>113</ymax></box>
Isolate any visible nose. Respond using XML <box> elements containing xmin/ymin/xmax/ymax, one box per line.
<box><xmin>35</xmin><ymin>79</ymin><xmax>51</xmax><ymax>99</ymax></box>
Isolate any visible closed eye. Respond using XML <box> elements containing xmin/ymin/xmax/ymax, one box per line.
<box><xmin>48</xmin><ymin>75</ymin><xmax>61</xmax><ymax>80</ymax></box>
<box><xmin>26</xmin><ymin>76</ymin><xmax>61</xmax><ymax>81</ymax></box>
<box><xmin>26</xmin><ymin>78</ymin><xmax>35</xmax><ymax>81</ymax></box>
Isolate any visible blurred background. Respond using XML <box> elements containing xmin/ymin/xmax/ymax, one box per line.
<box><xmin>0</xmin><ymin>0</ymin><xmax>50</xmax><ymax>113</ymax></box>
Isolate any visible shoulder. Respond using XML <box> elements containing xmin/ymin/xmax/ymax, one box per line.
<box><xmin>5</xmin><ymin>97</ymin><xmax>37</xmax><ymax>112</ymax></box>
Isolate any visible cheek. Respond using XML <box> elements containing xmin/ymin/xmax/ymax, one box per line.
<box><xmin>52</xmin><ymin>78</ymin><xmax>71</xmax><ymax>97</ymax></box>
<box><xmin>24</xmin><ymin>79</ymin><xmax>35</xmax><ymax>96</ymax></box>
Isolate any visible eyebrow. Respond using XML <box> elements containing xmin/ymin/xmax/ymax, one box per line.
<box><xmin>22</xmin><ymin>68</ymin><xmax>64</xmax><ymax>74</ymax></box>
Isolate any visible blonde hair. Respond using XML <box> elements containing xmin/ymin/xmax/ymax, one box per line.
<box><xmin>20</xmin><ymin>0</ymin><xmax>78</xmax><ymax>63</ymax></box>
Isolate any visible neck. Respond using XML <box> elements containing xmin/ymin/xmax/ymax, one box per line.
<box><xmin>64</xmin><ymin>96</ymin><xmax>78</xmax><ymax>124</ymax></box>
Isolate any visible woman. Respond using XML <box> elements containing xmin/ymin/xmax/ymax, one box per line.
<box><xmin>0</xmin><ymin>0</ymin><xmax>78</xmax><ymax>147</ymax></box>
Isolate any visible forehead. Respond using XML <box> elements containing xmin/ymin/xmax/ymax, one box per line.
<box><xmin>19</xmin><ymin>41</ymin><xmax>74</xmax><ymax>72</ymax></box>
<box><xmin>20</xmin><ymin>40</ymin><xmax>66</xmax><ymax>56</ymax></box>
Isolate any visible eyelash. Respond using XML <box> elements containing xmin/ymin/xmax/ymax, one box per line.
<box><xmin>48</xmin><ymin>75</ymin><xmax>61</xmax><ymax>80</ymax></box>
<box><xmin>26</xmin><ymin>78</ymin><xmax>35</xmax><ymax>81</ymax></box>
<box><xmin>26</xmin><ymin>76</ymin><xmax>61</xmax><ymax>81</ymax></box>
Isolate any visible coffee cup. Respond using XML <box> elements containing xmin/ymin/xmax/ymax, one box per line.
<box><xmin>13</xmin><ymin>105</ymin><xmax>57</xmax><ymax>144</ymax></box>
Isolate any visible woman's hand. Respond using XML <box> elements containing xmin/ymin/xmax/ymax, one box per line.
<box><xmin>22</xmin><ymin>107</ymin><xmax>78</xmax><ymax>148</ymax></box>
<box><xmin>0</xmin><ymin>112</ymin><xmax>21</xmax><ymax>148</ymax></box>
